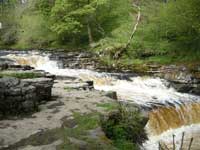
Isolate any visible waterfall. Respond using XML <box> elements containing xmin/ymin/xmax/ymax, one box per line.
<box><xmin>3</xmin><ymin>53</ymin><xmax>199</xmax><ymax>106</ymax></box>
<box><xmin>74</xmin><ymin>53</ymin><xmax>83</xmax><ymax>66</ymax></box>
<box><xmin>2</xmin><ymin>51</ymin><xmax>200</xmax><ymax>149</ymax></box>
<box><xmin>147</xmin><ymin>103</ymin><xmax>200</xmax><ymax>135</ymax></box>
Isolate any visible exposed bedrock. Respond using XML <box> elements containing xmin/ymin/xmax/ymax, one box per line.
<box><xmin>49</xmin><ymin>51</ymin><xmax>98</xmax><ymax>69</ymax></box>
<box><xmin>0</xmin><ymin>77</ymin><xmax>54</xmax><ymax>118</ymax></box>
<box><xmin>147</xmin><ymin>65</ymin><xmax>200</xmax><ymax>95</ymax></box>
<box><xmin>48</xmin><ymin>51</ymin><xmax>200</xmax><ymax>95</ymax></box>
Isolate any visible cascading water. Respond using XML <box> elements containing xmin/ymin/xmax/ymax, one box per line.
<box><xmin>148</xmin><ymin>103</ymin><xmax>200</xmax><ymax>135</ymax></box>
<box><xmin>2</xmin><ymin>51</ymin><xmax>200</xmax><ymax>150</ymax></box>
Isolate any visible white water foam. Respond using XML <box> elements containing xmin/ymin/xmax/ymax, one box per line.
<box><xmin>143</xmin><ymin>124</ymin><xmax>200</xmax><ymax>150</ymax></box>
<box><xmin>3</xmin><ymin>53</ymin><xmax>200</xmax><ymax>107</ymax></box>
<box><xmin>2</xmin><ymin>52</ymin><xmax>200</xmax><ymax>149</ymax></box>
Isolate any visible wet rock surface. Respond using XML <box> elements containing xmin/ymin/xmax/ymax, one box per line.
<box><xmin>49</xmin><ymin>51</ymin><xmax>98</xmax><ymax>70</ymax></box>
<box><xmin>48</xmin><ymin>51</ymin><xmax>200</xmax><ymax>96</ymax></box>
<box><xmin>146</xmin><ymin>65</ymin><xmax>200</xmax><ymax>95</ymax></box>
<box><xmin>0</xmin><ymin>58</ymin><xmax>33</xmax><ymax>71</ymax></box>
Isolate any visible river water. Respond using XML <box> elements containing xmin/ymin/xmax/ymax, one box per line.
<box><xmin>2</xmin><ymin>51</ymin><xmax>200</xmax><ymax>150</ymax></box>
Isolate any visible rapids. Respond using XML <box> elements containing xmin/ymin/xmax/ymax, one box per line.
<box><xmin>1</xmin><ymin>51</ymin><xmax>200</xmax><ymax>150</ymax></box>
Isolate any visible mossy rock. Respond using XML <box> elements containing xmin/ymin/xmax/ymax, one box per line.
<box><xmin>0</xmin><ymin>71</ymin><xmax>42</xmax><ymax>79</ymax></box>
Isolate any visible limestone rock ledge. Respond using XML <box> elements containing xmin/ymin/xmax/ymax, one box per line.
<box><xmin>146</xmin><ymin>65</ymin><xmax>200</xmax><ymax>96</ymax></box>
<box><xmin>0</xmin><ymin>77</ymin><xmax>54</xmax><ymax>118</ymax></box>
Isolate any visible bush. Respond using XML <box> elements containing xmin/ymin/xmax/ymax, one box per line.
<box><xmin>0</xmin><ymin>26</ymin><xmax>18</xmax><ymax>45</ymax></box>
<box><xmin>100</xmin><ymin>105</ymin><xmax>148</xmax><ymax>146</ymax></box>
<box><xmin>17</xmin><ymin>14</ymin><xmax>56</xmax><ymax>49</ymax></box>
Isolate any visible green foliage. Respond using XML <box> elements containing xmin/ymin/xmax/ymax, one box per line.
<box><xmin>49</xmin><ymin>0</ymin><xmax>109</xmax><ymax>44</ymax></box>
<box><xmin>60</xmin><ymin>112</ymin><xmax>142</xmax><ymax>150</ymax></box>
<box><xmin>0</xmin><ymin>1</ymin><xmax>19</xmax><ymax>46</ymax></box>
<box><xmin>0</xmin><ymin>25</ymin><xmax>18</xmax><ymax>45</ymax></box>
<box><xmin>16</xmin><ymin>14</ymin><xmax>56</xmax><ymax>49</ymax></box>
<box><xmin>101</xmin><ymin>105</ymin><xmax>147</xmax><ymax>147</ymax></box>
<box><xmin>159</xmin><ymin>0</ymin><xmax>200</xmax><ymax>50</ymax></box>
<box><xmin>96</xmin><ymin>102</ymin><xmax>119</xmax><ymax>111</ymax></box>
<box><xmin>129</xmin><ymin>0</ymin><xmax>200</xmax><ymax>58</ymax></box>
<box><xmin>0</xmin><ymin>72</ymin><xmax>41</xmax><ymax>79</ymax></box>
<box><xmin>60</xmin><ymin>113</ymin><xmax>116</xmax><ymax>150</ymax></box>
<box><xmin>113</xmin><ymin>139</ymin><xmax>138</xmax><ymax>150</ymax></box>
<box><xmin>97</xmin><ymin>0</ymin><xmax>200</xmax><ymax>65</ymax></box>
<box><xmin>1</xmin><ymin>0</ymin><xmax>200</xmax><ymax>65</ymax></box>
<box><xmin>65</xmin><ymin>113</ymin><xmax>99</xmax><ymax>137</ymax></box>
<box><xmin>94</xmin><ymin>0</ymin><xmax>134</xmax><ymax>52</ymax></box>
<box><xmin>34</xmin><ymin>0</ymin><xmax>55</xmax><ymax>16</ymax></box>
<box><xmin>0</xmin><ymin>0</ymin><xmax>56</xmax><ymax>48</ymax></box>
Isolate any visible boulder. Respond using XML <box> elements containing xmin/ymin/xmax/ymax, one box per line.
<box><xmin>0</xmin><ymin>58</ymin><xmax>14</xmax><ymax>70</ymax></box>
<box><xmin>0</xmin><ymin>77</ymin><xmax>54</xmax><ymax>118</ymax></box>
<box><xmin>64</xmin><ymin>81</ymin><xmax>94</xmax><ymax>91</ymax></box>
<box><xmin>0</xmin><ymin>77</ymin><xmax>37</xmax><ymax>117</ymax></box>
<box><xmin>104</xmin><ymin>91</ymin><xmax>118</xmax><ymax>100</ymax></box>
<box><xmin>22</xmin><ymin>78</ymin><xmax>54</xmax><ymax>102</ymax></box>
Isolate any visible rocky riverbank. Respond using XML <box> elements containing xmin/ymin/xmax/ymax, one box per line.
<box><xmin>0</xmin><ymin>50</ymin><xmax>199</xmax><ymax>150</ymax></box>
<box><xmin>0</xmin><ymin>57</ymin><xmax>55</xmax><ymax>119</ymax></box>
<box><xmin>0</xmin><ymin>52</ymin><xmax>147</xmax><ymax>150</ymax></box>
<box><xmin>0</xmin><ymin>76</ymin><xmax>121</xmax><ymax>150</ymax></box>
<box><xmin>96</xmin><ymin>59</ymin><xmax>200</xmax><ymax>96</ymax></box>
<box><xmin>146</xmin><ymin>65</ymin><xmax>200</xmax><ymax>96</ymax></box>
<box><xmin>49</xmin><ymin>51</ymin><xmax>200</xmax><ymax>96</ymax></box>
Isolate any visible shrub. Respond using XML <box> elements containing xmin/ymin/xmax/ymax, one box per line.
<box><xmin>100</xmin><ymin>104</ymin><xmax>148</xmax><ymax>146</ymax></box>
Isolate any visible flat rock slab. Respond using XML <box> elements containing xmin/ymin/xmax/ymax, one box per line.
<box><xmin>0</xmin><ymin>79</ymin><xmax>114</xmax><ymax>149</ymax></box>
<box><xmin>68</xmin><ymin>137</ymin><xmax>87</xmax><ymax>149</ymax></box>
<box><xmin>18</xmin><ymin>140</ymin><xmax>62</xmax><ymax>150</ymax></box>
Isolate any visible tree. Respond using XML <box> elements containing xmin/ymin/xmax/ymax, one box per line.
<box><xmin>50</xmin><ymin>0</ymin><xmax>109</xmax><ymax>45</ymax></box>
<box><xmin>0</xmin><ymin>0</ymin><xmax>19</xmax><ymax>45</ymax></box>
<box><xmin>34</xmin><ymin>0</ymin><xmax>55</xmax><ymax>16</ymax></box>
<box><xmin>158</xmin><ymin>0</ymin><xmax>200</xmax><ymax>52</ymax></box>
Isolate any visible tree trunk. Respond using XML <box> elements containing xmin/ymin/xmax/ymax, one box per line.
<box><xmin>87</xmin><ymin>21</ymin><xmax>93</xmax><ymax>46</ymax></box>
<box><xmin>87</xmin><ymin>0</ymin><xmax>93</xmax><ymax>46</ymax></box>
<box><xmin>113</xmin><ymin>3</ymin><xmax>141</xmax><ymax>59</ymax></box>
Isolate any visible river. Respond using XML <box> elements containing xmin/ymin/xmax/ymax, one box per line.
<box><xmin>2</xmin><ymin>51</ymin><xmax>200</xmax><ymax>150</ymax></box>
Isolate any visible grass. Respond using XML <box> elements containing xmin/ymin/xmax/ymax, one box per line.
<box><xmin>4</xmin><ymin>101</ymin><xmax>143</xmax><ymax>150</ymax></box>
<box><xmin>113</xmin><ymin>140</ymin><xmax>138</xmax><ymax>150</ymax></box>
<box><xmin>64</xmin><ymin>87</ymin><xmax>74</xmax><ymax>91</ymax></box>
<box><xmin>58</xmin><ymin>113</ymin><xmax>116</xmax><ymax>150</ymax></box>
<box><xmin>59</xmin><ymin>106</ymin><xmax>141</xmax><ymax>150</ymax></box>
<box><xmin>96</xmin><ymin>103</ymin><xmax>119</xmax><ymax>111</ymax></box>
<box><xmin>0</xmin><ymin>72</ymin><xmax>41</xmax><ymax>79</ymax></box>
<box><xmin>64</xmin><ymin>113</ymin><xmax>100</xmax><ymax>138</ymax></box>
